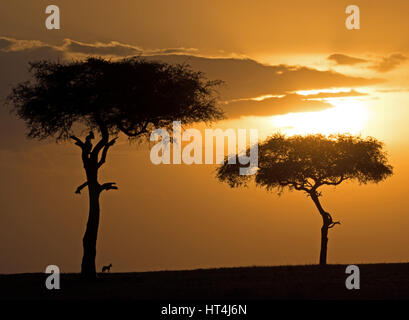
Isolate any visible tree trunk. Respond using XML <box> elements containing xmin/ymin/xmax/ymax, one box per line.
<box><xmin>319</xmin><ymin>222</ymin><xmax>329</xmax><ymax>265</ymax></box>
<box><xmin>310</xmin><ymin>193</ymin><xmax>330</xmax><ymax>266</ymax></box>
<box><xmin>73</xmin><ymin>127</ymin><xmax>116</xmax><ymax>279</ymax></box>
<box><xmin>81</xmin><ymin>164</ymin><xmax>101</xmax><ymax>279</ymax></box>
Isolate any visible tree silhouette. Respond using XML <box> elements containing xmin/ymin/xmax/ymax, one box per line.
<box><xmin>216</xmin><ymin>134</ymin><xmax>393</xmax><ymax>265</ymax></box>
<box><xmin>7</xmin><ymin>57</ymin><xmax>224</xmax><ymax>279</ymax></box>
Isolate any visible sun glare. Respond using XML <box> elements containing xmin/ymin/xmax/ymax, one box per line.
<box><xmin>271</xmin><ymin>99</ymin><xmax>369</xmax><ymax>136</ymax></box>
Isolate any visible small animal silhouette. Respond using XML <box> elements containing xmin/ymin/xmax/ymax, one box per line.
<box><xmin>102</xmin><ymin>263</ymin><xmax>112</xmax><ymax>273</ymax></box>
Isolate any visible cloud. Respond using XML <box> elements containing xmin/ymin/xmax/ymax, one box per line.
<box><xmin>0</xmin><ymin>36</ymin><xmax>384</xmax><ymax>130</ymax></box>
<box><xmin>0</xmin><ymin>44</ymin><xmax>65</xmax><ymax>151</ymax></box>
<box><xmin>0</xmin><ymin>37</ymin><xmax>13</xmax><ymax>50</ymax></box>
<box><xmin>299</xmin><ymin>89</ymin><xmax>367</xmax><ymax>99</ymax></box>
<box><xmin>370</xmin><ymin>53</ymin><xmax>408</xmax><ymax>73</ymax></box>
<box><xmin>1</xmin><ymin>36</ymin><xmax>382</xmax><ymax>102</ymax></box>
<box><xmin>328</xmin><ymin>52</ymin><xmax>408</xmax><ymax>73</ymax></box>
<box><xmin>62</xmin><ymin>39</ymin><xmax>198</xmax><ymax>56</ymax></box>
<box><xmin>146</xmin><ymin>48</ymin><xmax>199</xmax><ymax>55</ymax></box>
<box><xmin>0</xmin><ymin>36</ymin><xmax>199</xmax><ymax>58</ymax></box>
<box><xmin>328</xmin><ymin>53</ymin><xmax>367</xmax><ymax>65</ymax></box>
<box><xmin>222</xmin><ymin>94</ymin><xmax>332</xmax><ymax>118</ymax></box>
<box><xmin>62</xmin><ymin>39</ymin><xmax>142</xmax><ymax>56</ymax></box>
<box><xmin>143</xmin><ymin>55</ymin><xmax>383</xmax><ymax>100</ymax></box>
<box><xmin>376</xmin><ymin>88</ymin><xmax>409</xmax><ymax>93</ymax></box>
<box><xmin>0</xmin><ymin>36</ymin><xmax>47</xmax><ymax>52</ymax></box>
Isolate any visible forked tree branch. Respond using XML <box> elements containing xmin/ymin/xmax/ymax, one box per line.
<box><xmin>292</xmin><ymin>182</ymin><xmax>310</xmax><ymax>193</ymax></box>
<box><xmin>326</xmin><ymin>211</ymin><xmax>341</xmax><ymax>228</ymax></box>
<box><xmin>100</xmin><ymin>182</ymin><xmax>118</xmax><ymax>192</ymax></box>
<box><xmin>91</xmin><ymin>123</ymin><xmax>109</xmax><ymax>159</ymax></box>
<box><xmin>328</xmin><ymin>220</ymin><xmax>341</xmax><ymax>228</ymax></box>
<box><xmin>309</xmin><ymin>190</ymin><xmax>340</xmax><ymax>228</ymax></box>
<box><xmin>319</xmin><ymin>175</ymin><xmax>345</xmax><ymax>187</ymax></box>
<box><xmin>71</xmin><ymin>135</ymin><xmax>92</xmax><ymax>164</ymax></box>
<box><xmin>70</xmin><ymin>136</ymin><xmax>85</xmax><ymax>148</ymax></box>
<box><xmin>98</xmin><ymin>137</ymin><xmax>118</xmax><ymax>168</ymax></box>
<box><xmin>75</xmin><ymin>182</ymin><xmax>88</xmax><ymax>194</ymax></box>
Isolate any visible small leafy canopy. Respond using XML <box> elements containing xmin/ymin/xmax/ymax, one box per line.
<box><xmin>7</xmin><ymin>57</ymin><xmax>224</xmax><ymax>141</ymax></box>
<box><xmin>217</xmin><ymin>134</ymin><xmax>393</xmax><ymax>194</ymax></box>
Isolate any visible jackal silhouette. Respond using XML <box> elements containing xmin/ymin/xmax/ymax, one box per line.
<box><xmin>102</xmin><ymin>264</ymin><xmax>112</xmax><ymax>273</ymax></box>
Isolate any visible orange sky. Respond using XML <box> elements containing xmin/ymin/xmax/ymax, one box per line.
<box><xmin>1</xmin><ymin>0</ymin><xmax>409</xmax><ymax>273</ymax></box>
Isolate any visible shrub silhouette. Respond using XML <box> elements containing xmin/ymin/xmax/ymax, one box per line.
<box><xmin>216</xmin><ymin>133</ymin><xmax>393</xmax><ymax>265</ymax></box>
<box><xmin>7</xmin><ymin>57</ymin><xmax>224</xmax><ymax>279</ymax></box>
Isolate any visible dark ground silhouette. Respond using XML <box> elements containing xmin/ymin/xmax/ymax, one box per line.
<box><xmin>1</xmin><ymin>263</ymin><xmax>409</xmax><ymax>300</ymax></box>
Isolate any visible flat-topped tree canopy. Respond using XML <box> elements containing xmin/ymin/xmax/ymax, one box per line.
<box><xmin>8</xmin><ymin>57</ymin><xmax>224</xmax><ymax>141</ymax></box>
<box><xmin>216</xmin><ymin>133</ymin><xmax>393</xmax><ymax>265</ymax></box>
<box><xmin>217</xmin><ymin>133</ymin><xmax>393</xmax><ymax>192</ymax></box>
<box><xmin>6</xmin><ymin>56</ymin><xmax>224</xmax><ymax>279</ymax></box>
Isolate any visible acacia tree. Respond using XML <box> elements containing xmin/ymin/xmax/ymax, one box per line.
<box><xmin>216</xmin><ymin>134</ymin><xmax>392</xmax><ymax>265</ymax></box>
<box><xmin>7</xmin><ymin>57</ymin><xmax>223</xmax><ymax>278</ymax></box>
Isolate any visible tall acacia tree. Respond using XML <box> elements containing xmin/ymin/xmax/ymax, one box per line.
<box><xmin>216</xmin><ymin>134</ymin><xmax>393</xmax><ymax>265</ymax></box>
<box><xmin>8</xmin><ymin>57</ymin><xmax>223</xmax><ymax>278</ymax></box>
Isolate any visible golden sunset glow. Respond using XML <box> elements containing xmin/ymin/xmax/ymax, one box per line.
<box><xmin>270</xmin><ymin>99</ymin><xmax>369</xmax><ymax>136</ymax></box>
<box><xmin>1</xmin><ymin>0</ymin><xmax>409</xmax><ymax>282</ymax></box>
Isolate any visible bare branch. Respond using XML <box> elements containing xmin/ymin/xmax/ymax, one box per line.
<box><xmin>326</xmin><ymin>211</ymin><xmax>341</xmax><ymax>229</ymax></box>
<box><xmin>98</xmin><ymin>137</ymin><xmax>118</xmax><ymax>168</ymax></box>
<box><xmin>70</xmin><ymin>136</ymin><xmax>85</xmax><ymax>148</ymax></box>
<box><xmin>305</xmin><ymin>179</ymin><xmax>313</xmax><ymax>188</ymax></box>
<box><xmin>328</xmin><ymin>221</ymin><xmax>341</xmax><ymax>229</ymax></box>
<box><xmin>75</xmin><ymin>182</ymin><xmax>88</xmax><ymax>194</ymax></box>
<box><xmin>71</xmin><ymin>135</ymin><xmax>92</xmax><ymax>165</ymax></box>
<box><xmin>91</xmin><ymin>123</ymin><xmax>109</xmax><ymax>159</ymax></box>
<box><xmin>100</xmin><ymin>182</ymin><xmax>118</xmax><ymax>192</ymax></box>
<box><xmin>321</xmin><ymin>175</ymin><xmax>345</xmax><ymax>187</ymax></box>
<box><xmin>292</xmin><ymin>182</ymin><xmax>310</xmax><ymax>193</ymax></box>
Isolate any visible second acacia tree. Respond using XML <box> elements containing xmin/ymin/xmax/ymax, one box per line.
<box><xmin>217</xmin><ymin>134</ymin><xmax>392</xmax><ymax>265</ymax></box>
